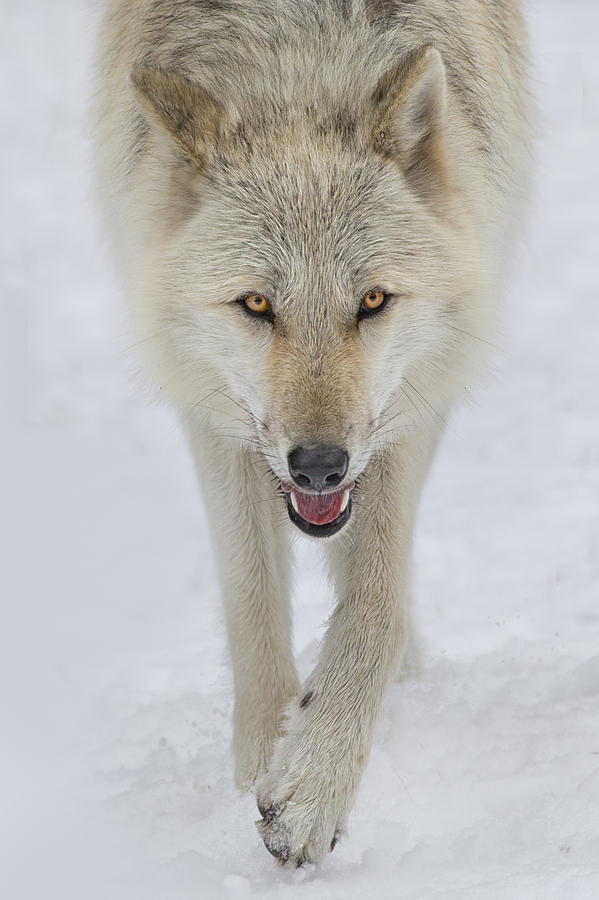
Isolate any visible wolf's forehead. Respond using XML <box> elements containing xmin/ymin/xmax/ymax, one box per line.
<box><xmin>221</xmin><ymin>148</ymin><xmax>377</xmax><ymax>214</ymax></box>
<box><xmin>213</xmin><ymin>147</ymin><xmax>390</xmax><ymax>274</ymax></box>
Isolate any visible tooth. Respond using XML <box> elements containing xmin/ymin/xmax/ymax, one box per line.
<box><xmin>290</xmin><ymin>492</ymin><xmax>299</xmax><ymax>513</ymax></box>
<box><xmin>339</xmin><ymin>490</ymin><xmax>350</xmax><ymax>513</ymax></box>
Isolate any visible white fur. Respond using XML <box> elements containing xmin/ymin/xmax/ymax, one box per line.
<box><xmin>95</xmin><ymin>0</ymin><xmax>530</xmax><ymax>866</ymax></box>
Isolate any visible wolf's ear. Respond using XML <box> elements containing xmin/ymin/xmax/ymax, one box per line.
<box><xmin>372</xmin><ymin>46</ymin><xmax>450</xmax><ymax>203</ymax></box>
<box><xmin>131</xmin><ymin>65</ymin><xmax>225</xmax><ymax>167</ymax></box>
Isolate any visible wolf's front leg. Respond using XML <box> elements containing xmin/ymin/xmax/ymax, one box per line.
<box><xmin>187</xmin><ymin>424</ymin><xmax>300</xmax><ymax>788</ymax></box>
<box><xmin>257</xmin><ymin>446</ymin><xmax>423</xmax><ymax>865</ymax></box>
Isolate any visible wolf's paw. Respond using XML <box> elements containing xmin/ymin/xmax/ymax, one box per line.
<box><xmin>256</xmin><ymin>798</ymin><xmax>342</xmax><ymax>867</ymax></box>
<box><xmin>255</xmin><ymin>710</ymin><xmax>354</xmax><ymax>865</ymax></box>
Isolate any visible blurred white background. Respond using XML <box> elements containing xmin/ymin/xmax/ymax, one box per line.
<box><xmin>3</xmin><ymin>1</ymin><xmax>599</xmax><ymax>897</ymax></box>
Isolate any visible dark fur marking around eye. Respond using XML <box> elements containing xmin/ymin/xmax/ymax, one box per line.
<box><xmin>357</xmin><ymin>290</ymin><xmax>391</xmax><ymax>322</ymax></box>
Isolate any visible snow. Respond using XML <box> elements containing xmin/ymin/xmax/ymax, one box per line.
<box><xmin>4</xmin><ymin>1</ymin><xmax>599</xmax><ymax>897</ymax></box>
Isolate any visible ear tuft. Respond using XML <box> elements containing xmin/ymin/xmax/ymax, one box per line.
<box><xmin>130</xmin><ymin>65</ymin><xmax>224</xmax><ymax>167</ymax></box>
<box><xmin>372</xmin><ymin>46</ymin><xmax>450</xmax><ymax>203</ymax></box>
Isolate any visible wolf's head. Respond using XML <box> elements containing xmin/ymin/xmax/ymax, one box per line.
<box><xmin>131</xmin><ymin>26</ymin><xmax>483</xmax><ymax>537</ymax></box>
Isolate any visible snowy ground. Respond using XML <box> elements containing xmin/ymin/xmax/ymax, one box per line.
<box><xmin>4</xmin><ymin>1</ymin><xmax>599</xmax><ymax>897</ymax></box>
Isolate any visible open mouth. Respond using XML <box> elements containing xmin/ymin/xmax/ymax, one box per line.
<box><xmin>281</xmin><ymin>484</ymin><xmax>354</xmax><ymax>538</ymax></box>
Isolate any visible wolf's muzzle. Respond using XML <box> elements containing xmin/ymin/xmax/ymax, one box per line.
<box><xmin>284</xmin><ymin>444</ymin><xmax>352</xmax><ymax>536</ymax></box>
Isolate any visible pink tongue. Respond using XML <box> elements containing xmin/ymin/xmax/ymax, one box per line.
<box><xmin>293</xmin><ymin>490</ymin><xmax>345</xmax><ymax>525</ymax></box>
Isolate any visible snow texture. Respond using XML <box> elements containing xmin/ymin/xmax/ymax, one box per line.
<box><xmin>3</xmin><ymin>1</ymin><xmax>599</xmax><ymax>897</ymax></box>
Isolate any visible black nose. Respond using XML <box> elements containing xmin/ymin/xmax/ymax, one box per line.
<box><xmin>288</xmin><ymin>445</ymin><xmax>349</xmax><ymax>492</ymax></box>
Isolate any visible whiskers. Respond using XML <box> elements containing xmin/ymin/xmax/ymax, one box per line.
<box><xmin>368</xmin><ymin>396</ymin><xmax>413</xmax><ymax>452</ymax></box>
<box><xmin>181</xmin><ymin>385</ymin><xmax>283</xmax><ymax>484</ymax></box>
<box><xmin>367</xmin><ymin>372</ymin><xmax>455</xmax><ymax>453</ymax></box>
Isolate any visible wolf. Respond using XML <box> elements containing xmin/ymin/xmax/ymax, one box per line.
<box><xmin>95</xmin><ymin>0</ymin><xmax>530</xmax><ymax>867</ymax></box>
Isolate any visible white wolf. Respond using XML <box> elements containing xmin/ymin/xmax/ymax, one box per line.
<box><xmin>95</xmin><ymin>0</ymin><xmax>530</xmax><ymax>866</ymax></box>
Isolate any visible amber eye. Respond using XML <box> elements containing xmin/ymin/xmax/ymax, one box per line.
<box><xmin>245</xmin><ymin>294</ymin><xmax>269</xmax><ymax>313</ymax></box>
<box><xmin>359</xmin><ymin>289</ymin><xmax>389</xmax><ymax>319</ymax></box>
<box><xmin>238</xmin><ymin>293</ymin><xmax>274</xmax><ymax>322</ymax></box>
<box><xmin>244</xmin><ymin>294</ymin><xmax>269</xmax><ymax>315</ymax></box>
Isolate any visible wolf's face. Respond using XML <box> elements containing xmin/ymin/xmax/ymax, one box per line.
<box><xmin>133</xmin><ymin>48</ymin><xmax>479</xmax><ymax>536</ymax></box>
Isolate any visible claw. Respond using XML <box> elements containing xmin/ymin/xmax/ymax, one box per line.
<box><xmin>258</xmin><ymin>812</ymin><xmax>295</xmax><ymax>865</ymax></box>
<box><xmin>257</xmin><ymin>800</ymin><xmax>284</xmax><ymax>822</ymax></box>
<box><xmin>264</xmin><ymin>839</ymin><xmax>290</xmax><ymax>863</ymax></box>
<box><xmin>260</xmin><ymin>825</ymin><xmax>291</xmax><ymax>863</ymax></box>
